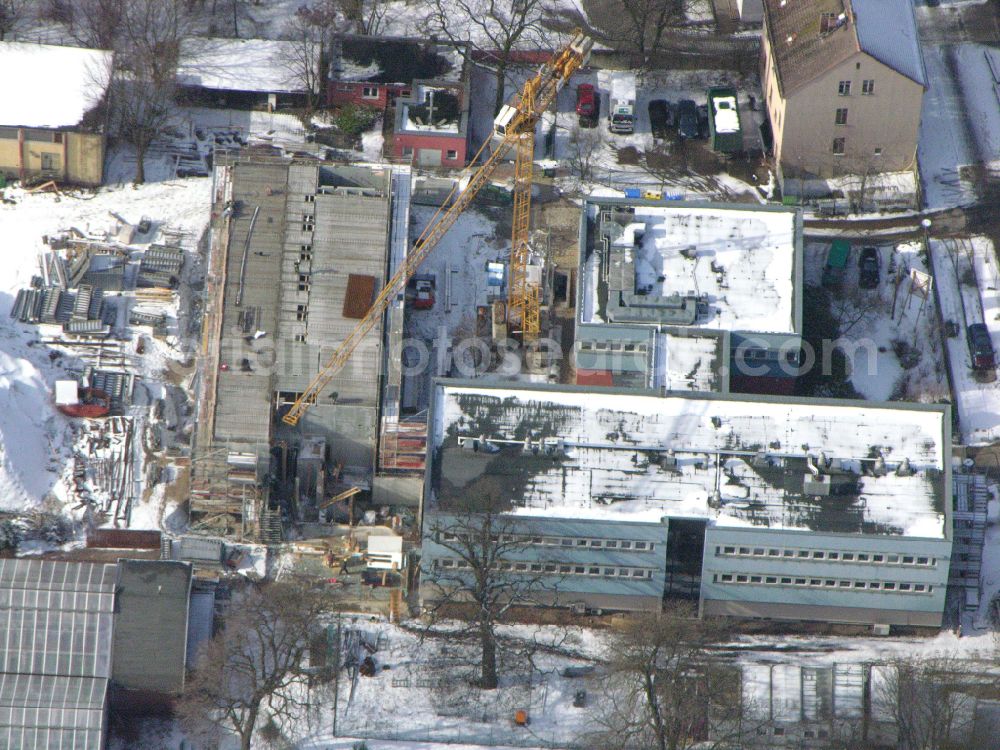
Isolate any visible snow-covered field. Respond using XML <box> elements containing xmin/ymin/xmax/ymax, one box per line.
<box><xmin>0</xmin><ymin>178</ymin><xmax>210</xmax><ymax>521</ymax></box>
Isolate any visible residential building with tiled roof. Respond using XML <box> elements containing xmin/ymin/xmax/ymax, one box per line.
<box><xmin>761</xmin><ymin>0</ymin><xmax>925</xmax><ymax>203</ymax></box>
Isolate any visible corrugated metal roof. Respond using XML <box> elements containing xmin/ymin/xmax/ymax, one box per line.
<box><xmin>853</xmin><ymin>0</ymin><xmax>926</xmax><ymax>87</ymax></box>
<box><xmin>0</xmin><ymin>674</ymin><xmax>106</xmax><ymax>750</ymax></box>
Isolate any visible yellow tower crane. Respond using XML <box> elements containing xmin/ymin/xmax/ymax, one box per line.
<box><xmin>281</xmin><ymin>30</ymin><xmax>592</xmax><ymax>427</ymax></box>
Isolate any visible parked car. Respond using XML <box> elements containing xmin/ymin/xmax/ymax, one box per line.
<box><xmin>648</xmin><ymin>99</ymin><xmax>671</xmax><ymax>138</ymax></box>
<box><xmin>967</xmin><ymin>323</ymin><xmax>996</xmax><ymax>370</ymax></box>
<box><xmin>677</xmin><ymin>99</ymin><xmax>699</xmax><ymax>140</ymax></box>
<box><xmin>858</xmin><ymin>246</ymin><xmax>880</xmax><ymax>288</ymax></box>
<box><xmin>822</xmin><ymin>239</ymin><xmax>850</xmax><ymax>290</ymax></box>
<box><xmin>575</xmin><ymin>83</ymin><xmax>598</xmax><ymax>124</ymax></box>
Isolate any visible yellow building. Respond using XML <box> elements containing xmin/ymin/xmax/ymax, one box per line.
<box><xmin>0</xmin><ymin>42</ymin><xmax>113</xmax><ymax>187</ymax></box>
<box><xmin>760</xmin><ymin>0</ymin><xmax>925</xmax><ymax>202</ymax></box>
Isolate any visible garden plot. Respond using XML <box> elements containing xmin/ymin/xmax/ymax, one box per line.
<box><xmin>805</xmin><ymin>241</ymin><xmax>948</xmax><ymax>403</ymax></box>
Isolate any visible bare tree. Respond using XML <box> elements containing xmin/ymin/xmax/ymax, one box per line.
<box><xmin>591</xmin><ymin>0</ymin><xmax>709</xmax><ymax>70</ymax></box>
<box><xmin>279</xmin><ymin>14</ymin><xmax>323</xmax><ymax>114</ymax></box>
<box><xmin>566</xmin><ymin>122</ymin><xmax>603</xmax><ymax>184</ymax></box>
<box><xmin>424</xmin><ymin>0</ymin><xmax>550</xmax><ymax>116</ymax></box>
<box><xmin>99</xmin><ymin>0</ymin><xmax>196</xmax><ymax>184</ymax></box>
<box><xmin>422</xmin><ymin>496</ymin><xmax>561</xmax><ymax>690</ymax></box>
<box><xmin>341</xmin><ymin>0</ymin><xmax>388</xmax><ymax>35</ymax></box>
<box><xmin>0</xmin><ymin>0</ymin><xmax>29</xmax><ymax>40</ymax></box>
<box><xmin>872</xmin><ymin>656</ymin><xmax>984</xmax><ymax>750</ymax></box>
<box><xmin>177</xmin><ymin>581</ymin><xmax>335</xmax><ymax>750</ymax></box>
<box><xmin>585</xmin><ymin>604</ymin><xmax>747</xmax><ymax>750</ymax></box>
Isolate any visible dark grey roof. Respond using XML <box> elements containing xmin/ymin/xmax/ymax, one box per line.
<box><xmin>111</xmin><ymin>560</ymin><xmax>192</xmax><ymax>695</ymax></box>
<box><xmin>0</xmin><ymin>674</ymin><xmax>106</xmax><ymax>750</ymax></box>
<box><xmin>853</xmin><ymin>0</ymin><xmax>926</xmax><ymax>87</ymax></box>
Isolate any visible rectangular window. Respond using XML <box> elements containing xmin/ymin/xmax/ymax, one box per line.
<box><xmin>835</xmin><ymin>108</ymin><xmax>848</xmax><ymax>125</ymax></box>
<box><xmin>768</xmin><ymin>549</ymin><xmax>780</xmax><ymax>557</ymax></box>
<box><xmin>797</xmin><ymin>550</ymin><xmax>809</xmax><ymax>558</ymax></box>
<box><xmin>781</xmin><ymin>577</ymin><xmax>792</xmax><ymax>584</ymax></box>
<box><xmin>750</xmin><ymin>575</ymin><xmax>762</xmax><ymax>583</ymax></box>
<box><xmin>766</xmin><ymin>576</ymin><xmax>777</xmax><ymax>584</ymax></box>
<box><xmin>304</xmin><ymin>194</ymin><xmax>315</xmax><ymax>203</ymax></box>
<box><xmin>736</xmin><ymin>575</ymin><xmax>748</xmax><ymax>583</ymax></box>
<box><xmin>898</xmin><ymin>583</ymin><xmax>911</xmax><ymax>591</ymax></box>
<box><xmin>53</xmin><ymin>132</ymin><xmax>63</xmax><ymax>144</ymax></box>
<box><xmin>832</xmin><ymin>137</ymin><xmax>846</xmax><ymax>155</ymax></box>
<box><xmin>721</xmin><ymin>574</ymin><xmax>734</xmax><ymax>582</ymax></box>
<box><xmin>842</xmin><ymin>553</ymin><xmax>855</xmax><ymax>561</ymax></box>
<box><xmin>810</xmin><ymin>579</ymin><xmax>822</xmax><ymax>586</ymax></box>
<box><xmin>812</xmin><ymin>551</ymin><xmax>825</xmax><ymax>559</ymax></box>
<box><xmin>296</xmin><ymin>304</ymin><xmax>307</xmax><ymax>321</ymax></box>
<box><xmin>874</xmin><ymin>147</ymin><xmax>883</xmax><ymax>156</ymax></box>
<box><xmin>0</xmin><ymin>127</ymin><xmax>17</xmax><ymax>139</ymax></box>
<box><xmin>838</xmin><ymin>80</ymin><xmax>851</xmax><ymax>95</ymax></box>
<box><xmin>294</xmin><ymin>333</ymin><xmax>306</xmax><ymax>343</ymax></box>
<box><xmin>753</xmin><ymin>548</ymin><xmax>765</xmax><ymax>556</ymax></box>
<box><xmin>543</xmin><ymin>564</ymin><xmax>556</xmax><ymax>572</ymax></box>
<box><xmin>723</xmin><ymin>546</ymin><xmax>736</xmax><ymax>554</ymax></box>
<box><xmin>605</xmin><ymin>541</ymin><xmax>618</xmax><ymax>549</ymax></box>
<box><xmin>825</xmin><ymin>579</ymin><xmax>836</xmax><ymax>587</ymax></box>
<box><xmin>635</xmin><ymin>541</ymin><xmax>649</xmax><ymax>550</ymax></box>
<box><xmin>868</xmin><ymin>581</ymin><xmax>881</xmax><ymax>589</ymax></box>
<box><xmin>856</xmin><ymin>553</ymin><xmax>869</xmax><ymax>562</ymax></box>
<box><xmin>362</xmin><ymin>85</ymin><xmax>379</xmax><ymax>98</ymax></box>
<box><xmin>514</xmin><ymin>563</ymin><xmax>528</xmax><ymax>572</ymax></box>
<box><xmin>560</xmin><ymin>539</ymin><xmax>573</xmax><ymax>547</ymax></box>
<box><xmin>795</xmin><ymin>578</ymin><xmax>807</xmax><ymax>585</ymax></box>
<box><xmin>573</xmin><ymin>566</ymin><xmax>585</xmax><ymax>574</ymax></box>
<box><xmin>739</xmin><ymin>547</ymin><xmax>751</xmax><ymax>555</ymax></box>
<box><xmin>298</xmin><ymin>273</ymin><xmax>309</xmax><ymax>291</ymax></box>
<box><xmin>883</xmin><ymin>582</ymin><xmax>896</xmax><ymax>590</ymax></box>
<box><xmin>872</xmin><ymin>554</ymin><xmax>884</xmax><ymax>562</ymax></box>
<box><xmin>862</xmin><ymin>79</ymin><xmax>875</xmax><ymax>95</ymax></box>
<box><xmin>839</xmin><ymin>580</ymin><xmax>851</xmax><ymax>588</ymax></box>
<box><xmin>603</xmin><ymin>568</ymin><xmax>615</xmax><ymax>576</ymax></box>
<box><xmin>620</xmin><ymin>541</ymin><xmax>632</xmax><ymax>549</ymax></box>
<box><xmin>529</xmin><ymin>564</ymin><xmax>542</xmax><ymax>572</ymax></box>
<box><xmin>446</xmin><ymin>149</ymin><xmax>458</xmax><ymax>160</ymax></box>
<box><xmin>589</xmin><ymin>567</ymin><xmax>601</xmax><ymax>575</ymax></box>
<box><xmin>917</xmin><ymin>557</ymin><xmax>930</xmax><ymax>565</ymax></box>
<box><xmin>589</xmin><ymin>539</ymin><xmax>602</xmax><ymax>548</ymax></box>
<box><xmin>888</xmin><ymin>554</ymin><xmax>899</xmax><ymax>563</ymax></box>
<box><xmin>783</xmin><ymin>549</ymin><xmax>795</xmax><ymax>558</ymax></box>
<box><xmin>902</xmin><ymin>556</ymin><xmax>915</xmax><ymax>564</ymax></box>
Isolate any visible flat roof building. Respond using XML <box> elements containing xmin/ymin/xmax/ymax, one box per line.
<box><xmin>193</xmin><ymin>156</ymin><xmax>412</xmax><ymax>537</ymax></box>
<box><xmin>576</xmin><ymin>199</ymin><xmax>803</xmax><ymax>395</ymax></box>
<box><xmin>422</xmin><ymin>381</ymin><xmax>952</xmax><ymax>626</ymax></box>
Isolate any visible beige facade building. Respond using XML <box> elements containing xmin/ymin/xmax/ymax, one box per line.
<box><xmin>0</xmin><ymin>43</ymin><xmax>113</xmax><ymax>186</ymax></box>
<box><xmin>761</xmin><ymin>0</ymin><xmax>925</xmax><ymax>200</ymax></box>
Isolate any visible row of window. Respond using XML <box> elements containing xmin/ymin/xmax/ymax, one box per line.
<box><xmin>713</xmin><ymin>572</ymin><xmax>933</xmax><ymax>594</ymax></box>
<box><xmin>400</xmin><ymin>147</ymin><xmax>460</xmax><ymax>160</ymax></box>
<box><xmin>714</xmin><ymin>545</ymin><xmax>935</xmax><ymax>567</ymax></box>
<box><xmin>440</xmin><ymin>531</ymin><xmax>655</xmax><ymax>552</ymax></box>
<box><xmin>831</xmin><ymin>137</ymin><xmax>883</xmax><ymax>157</ymax></box>
<box><xmin>578</xmin><ymin>340</ymin><xmax>648</xmax><ymax>354</ymax></box>
<box><xmin>436</xmin><ymin>557</ymin><xmax>656</xmax><ymax>580</ymax></box>
<box><xmin>334</xmin><ymin>83</ymin><xmax>383</xmax><ymax>98</ymax></box>
<box><xmin>0</xmin><ymin>127</ymin><xmax>63</xmax><ymax>143</ymax></box>
<box><xmin>837</xmin><ymin>79</ymin><xmax>875</xmax><ymax>96</ymax></box>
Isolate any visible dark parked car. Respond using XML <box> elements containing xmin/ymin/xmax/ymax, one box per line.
<box><xmin>575</xmin><ymin>83</ymin><xmax>597</xmax><ymax>123</ymax></box>
<box><xmin>967</xmin><ymin>323</ymin><xmax>996</xmax><ymax>370</ymax></box>
<box><xmin>696</xmin><ymin>103</ymin><xmax>710</xmax><ymax>138</ymax></box>
<box><xmin>858</xmin><ymin>246</ymin><xmax>880</xmax><ymax>288</ymax></box>
<box><xmin>648</xmin><ymin>99</ymin><xmax>671</xmax><ymax>138</ymax></box>
<box><xmin>677</xmin><ymin>99</ymin><xmax>699</xmax><ymax>139</ymax></box>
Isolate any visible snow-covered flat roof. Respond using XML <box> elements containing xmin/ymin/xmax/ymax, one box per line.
<box><xmin>581</xmin><ymin>201</ymin><xmax>800</xmax><ymax>334</ymax></box>
<box><xmin>0</xmin><ymin>42</ymin><xmax>112</xmax><ymax>129</ymax></box>
<box><xmin>177</xmin><ymin>38</ymin><xmax>320</xmax><ymax>94</ymax></box>
<box><xmin>429</xmin><ymin>383</ymin><xmax>948</xmax><ymax>539</ymax></box>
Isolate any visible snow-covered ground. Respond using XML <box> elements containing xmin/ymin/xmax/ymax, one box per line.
<box><xmin>928</xmin><ymin>236</ymin><xmax>1000</xmax><ymax>444</ymax></box>
<box><xmin>917</xmin><ymin>46</ymin><xmax>978</xmax><ymax>209</ymax></box>
<box><xmin>0</xmin><ymin>178</ymin><xmax>211</xmax><ymax>522</ymax></box>
<box><xmin>806</xmin><ymin>241</ymin><xmax>948</xmax><ymax>402</ymax></box>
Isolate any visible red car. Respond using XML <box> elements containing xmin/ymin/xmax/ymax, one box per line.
<box><xmin>576</xmin><ymin>84</ymin><xmax>597</xmax><ymax>119</ymax></box>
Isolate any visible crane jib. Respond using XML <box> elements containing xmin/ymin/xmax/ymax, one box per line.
<box><xmin>281</xmin><ymin>30</ymin><xmax>591</xmax><ymax>427</ymax></box>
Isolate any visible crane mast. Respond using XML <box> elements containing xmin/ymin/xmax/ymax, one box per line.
<box><xmin>281</xmin><ymin>30</ymin><xmax>592</xmax><ymax>427</ymax></box>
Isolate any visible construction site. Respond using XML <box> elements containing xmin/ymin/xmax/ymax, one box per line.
<box><xmin>183</xmin><ymin>34</ymin><xmax>595</xmax><ymax>606</ymax></box>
